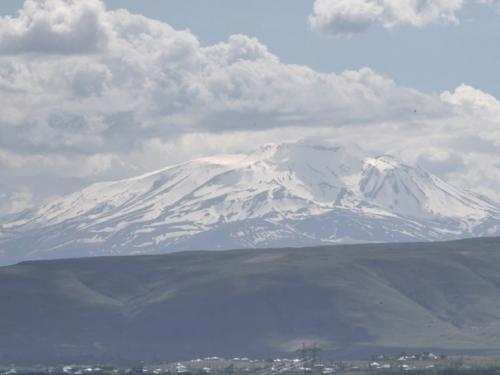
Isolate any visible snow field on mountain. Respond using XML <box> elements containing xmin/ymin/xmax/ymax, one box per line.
<box><xmin>1</xmin><ymin>139</ymin><xmax>500</xmax><ymax>265</ymax></box>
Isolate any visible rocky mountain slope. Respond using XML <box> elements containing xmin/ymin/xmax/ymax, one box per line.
<box><xmin>1</xmin><ymin>140</ymin><xmax>500</xmax><ymax>266</ymax></box>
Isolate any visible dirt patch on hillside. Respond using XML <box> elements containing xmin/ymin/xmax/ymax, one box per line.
<box><xmin>243</xmin><ymin>252</ymin><xmax>291</xmax><ymax>263</ymax></box>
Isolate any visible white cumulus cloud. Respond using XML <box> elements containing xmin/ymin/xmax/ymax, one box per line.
<box><xmin>0</xmin><ymin>0</ymin><xmax>110</xmax><ymax>54</ymax></box>
<box><xmin>0</xmin><ymin>0</ymin><xmax>500</xmax><ymax>214</ymax></box>
<box><xmin>309</xmin><ymin>0</ymin><xmax>464</xmax><ymax>38</ymax></box>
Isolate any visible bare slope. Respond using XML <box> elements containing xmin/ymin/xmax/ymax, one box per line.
<box><xmin>2</xmin><ymin>238</ymin><xmax>500</xmax><ymax>363</ymax></box>
<box><xmin>1</xmin><ymin>140</ymin><xmax>500</xmax><ymax>266</ymax></box>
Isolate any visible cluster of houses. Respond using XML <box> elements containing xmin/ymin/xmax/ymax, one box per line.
<box><xmin>175</xmin><ymin>364</ymin><xmax>210</xmax><ymax>374</ymax></box>
<box><xmin>173</xmin><ymin>351</ymin><xmax>445</xmax><ymax>374</ymax></box>
<box><xmin>189</xmin><ymin>358</ymin><xmax>298</xmax><ymax>364</ymax></box>
<box><xmin>62</xmin><ymin>365</ymin><xmax>103</xmax><ymax>374</ymax></box>
<box><xmin>0</xmin><ymin>366</ymin><xmax>109</xmax><ymax>375</ymax></box>
<box><xmin>366</xmin><ymin>353</ymin><xmax>441</xmax><ymax>372</ymax></box>
<box><xmin>0</xmin><ymin>350</ymin><xmax>447</xmax><ymax>375</ymax></box>
<box><xmin>178</xmin><ymin>358</ymin><xmax>338</xmax><ymax>374</ymax></box>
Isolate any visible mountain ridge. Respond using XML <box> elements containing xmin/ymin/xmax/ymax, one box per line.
<box><xmin>2</xmin><ymin>238</ymin><xmax>500</xmax><ymax>362</ymax></box>
<box><xmin>1</xmin><ymin>139</ymin><xmax>500</xmax><ymax>266</ymax></box>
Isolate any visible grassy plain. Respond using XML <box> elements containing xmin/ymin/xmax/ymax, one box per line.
<box><xmin>1</xmin><ymin>237</ymin><xmax>500</xmax><ymax>363</ymax></box>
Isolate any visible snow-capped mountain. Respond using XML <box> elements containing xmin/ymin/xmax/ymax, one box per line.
<box><xmin>1</xmin><ymin>139</ymin><xmax>500</xmax><ymax>266</ymax></box>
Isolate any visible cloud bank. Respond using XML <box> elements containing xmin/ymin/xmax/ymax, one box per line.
<box><xmin>1</xmin><ymin>0</ymin><xmax>500</xmax><ymax>214</ymax></box>
<box><xmin>309</xmin><ymin>0</ymin><xmax>464</xmax><ymax>38</ymax></box>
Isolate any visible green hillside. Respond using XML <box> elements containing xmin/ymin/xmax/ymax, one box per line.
<box><xmin>2</xmin><ymin>238</ymin><xmax>500</xmax><ymax>363</ymax></box>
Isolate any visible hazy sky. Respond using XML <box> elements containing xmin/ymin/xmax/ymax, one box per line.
<box><xmin>1</xmin><ymin>0</ymin><xmax>500</xmax><ymax>214</ymax></box>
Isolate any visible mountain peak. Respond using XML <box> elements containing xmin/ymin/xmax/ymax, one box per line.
<box><xmin>252</xmin><ymin>139</ymin><xmax>365</xmax><ymax>156</ymax></box>
<box><xmin>0</xmin><ymin>140</ymin><xmax>499</xmax><ymax>266</ymax></box>
<box><xmin>243</xmin><ymin>140</ymin><xmax>366</xmax><ymax>178</ymax></box>
<box><xmin>365</xmin><ymin>155</ymin><xmax>405</xmax><ymax>172</ymax></box>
